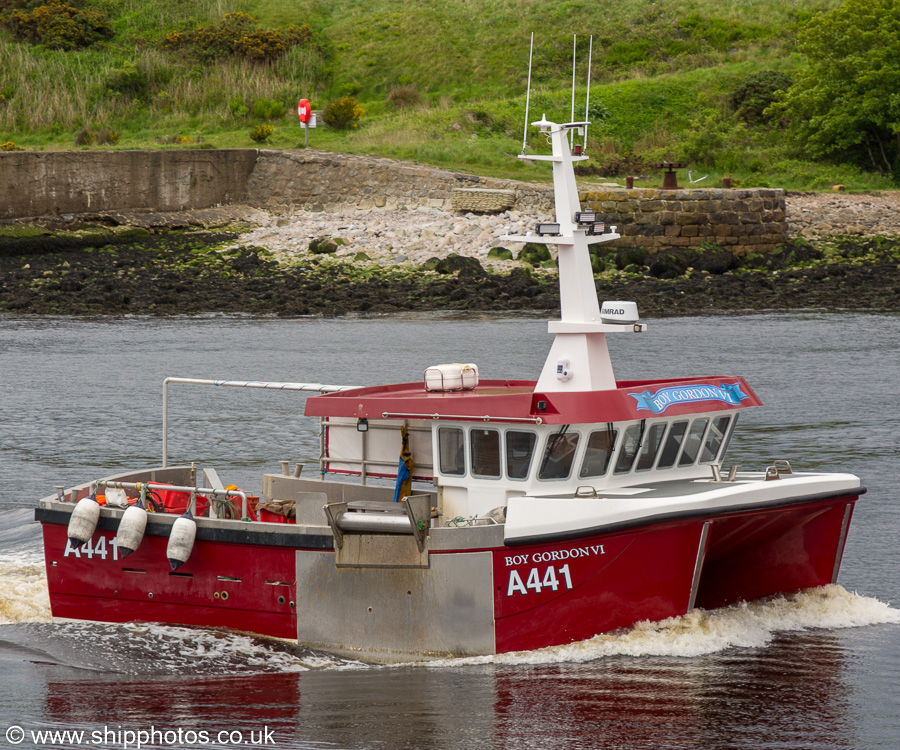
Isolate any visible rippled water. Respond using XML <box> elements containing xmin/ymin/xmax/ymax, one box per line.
<box><xmin>1</xmin><ymin>312</ymin><xmax>898</xmax><ymax>749</ymax></box>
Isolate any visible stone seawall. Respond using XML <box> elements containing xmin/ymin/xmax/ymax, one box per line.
<box><xmin>0</xmin><ymin>150</ymin><xmax>258</xmax><ymax>220</ymax></box>
<box><xmin>581</xmin><ymin>188</ymin><xmax>788</xmax><ymax>256</ymax></box>
<box><xmin>1</xmin><ymin>149</ymin><xmax>806</xmax><ymax>257</ymax></box>
<box><xmin>243</xmin><ymin>149</ymin><xmax>554</xmax><ymax>213</ymax></box>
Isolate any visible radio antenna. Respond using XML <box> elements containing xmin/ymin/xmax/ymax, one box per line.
<box><xmin>583</xmin><ymin>35</ymin><xmax>593</xmax><ymax>152</ymax></box>
<box><xmin>570</xmin><ymin>34</ymin><xmax>577</xmax><ymax>149</ymax></box>
<box><xmin>521</xmin><ymin>32</ymin><xmax>534</xmax><ymax>155</ymax></box>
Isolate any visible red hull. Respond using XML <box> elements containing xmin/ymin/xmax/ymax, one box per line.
<box><xmin>40</xmin><ymin>493</ymin><xmax>857</xmax><ymax>655</ymax></box>
<box><xmin>491</xmin><ymin>521</ymin><xmax>705</xmax><ymax>653</ymax></box>
<box><xmin>695</xmin><ymin>496</ymin><xmax>855</xmax><ymax>610</ymax></box>
<box><xmin>41</xmin><ymin>523</ymin><xmax>298</xmax><ymax>639</ymax></box>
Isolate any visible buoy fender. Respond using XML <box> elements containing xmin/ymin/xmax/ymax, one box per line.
<box><xmin>116</xmin><ymin>504</ymin><xmax>148</xmax><ymax>558</ymax></box>
<box><xmin>67</xmin><ymin>496</ymin><xmax>100</xmax><ymax>546</ymax></box>
<box><xmin>166</xmin><ymin>513</ymin><xmax>197</xmax><ymax>571</ymax></box>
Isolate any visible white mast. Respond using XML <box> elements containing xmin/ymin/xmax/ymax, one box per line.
<box><xmin>502</xmin><ymin>43</ymin><xmax>642</xmax><ymax>394</ymax></box>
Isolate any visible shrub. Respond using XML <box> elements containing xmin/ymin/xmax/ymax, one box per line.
<box><xmin>74</xmin><ymin>127</ymin><xmax>94</xmax><ymax>146</ymax></box>
<box><xmin>234</xmin><ymin>30</ymin><xmax>288</xmax><ymax>60</ymax></box>
<box><xmin>574</xmin><ymin>151</ymin><xmax>648</xmax><ymax>177</ymax></box>
<box><xmin>323</xmin><ymin>96</ymin><xmax>363</xmax><ymax>129</ymax></box>
<box><xmin>162</xmin><ymin>13</ymin><xmax>311</xmax><ymax>62</ymax></box>
<box><xmin>729</xmin><ymin>70</ymin><xmax>792</xmax><ymax>123</ymax></box>
<box><xmin>229</xmin><ymin>97</ymin><xmax>249</xmax><ymax>118</ymax></box>
<box><xmin>1</xmin><ymin>141</ymin><xmax>21</xmax><ymax>151</ymax></box>
<box><xmin>776</xmin><ymin>0</ymin><xmax>900</xmax><ymax>175</ymax></box>
<box><xmin>2</xmin><ymin>0</ymin><xmax>113</xmax><ymax>50</ymax></box>
<box><xmin>105</xmin><ymin>62</ymin><xmax>149</xmax><ymax>100</ymax></box>
<box><xmin>386</xmin><ymin>84</ymin><xmax>420</xmax><ymax>110</ymax></box>
<box><xmin>252</xmin><ymin>98</ymin><xmax>283</xmax><ymax>120</ymax></box>
<box><xmin>249</xmin><ymin>124</ymin><xmax>274</xmax><ymax>143</ymax></box>
<box><xmin>74</xmin><ymin>127</ymin><xmax>118</xmax><ymax>146</ymax></box>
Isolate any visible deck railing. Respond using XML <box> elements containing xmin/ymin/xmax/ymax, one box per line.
<box><xmin>162</xmin><ymin>377</ymin><xmax>358</xmax><ymax>467</ymax></box>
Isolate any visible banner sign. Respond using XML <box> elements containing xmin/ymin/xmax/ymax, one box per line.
<box><xmin>628</xmin><ymin>382</ymin><xmax>749</xmax><ymax>414</ymax></box>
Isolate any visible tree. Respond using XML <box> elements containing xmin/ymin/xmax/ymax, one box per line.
<box><xmin>777</xmin><ymin>0</ymin><xmax>900</xmax><ymax>177</ymax></box>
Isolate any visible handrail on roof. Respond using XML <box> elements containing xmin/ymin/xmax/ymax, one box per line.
<box><xmin>162</xmin><ymin>377</ymin><xmax>359</xmax><ymax>467</ymax></box>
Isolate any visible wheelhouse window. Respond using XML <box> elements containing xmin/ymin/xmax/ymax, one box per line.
<box><xmin>438</xmin><ymin>427</ymin><xmax>465</xmax><ymax>476</ymax></box>
<box><xmin>506</xmin><ymin>431</ymin><xmax>537</xmax><ymax>480</ymax></box>
<box><xmin>700</xmin><ymin>416</ymin><xmax>732</xmax><ymax>463</ymax></box>
<box><xmin>538</xmin><ymin>430</ymin><xmax>580</xmax><ymax>480</ymax></box>
<box><xmin>580</xmin><ymin>429</ymin><xmax>617</xmax><ymax>478</ymax></box>
<box><xmin>635</xmin><ymin>423</ymin><xmax>667</xmax><ymax>471</ymax></box>
<box><xmin>614</xmin><ymin>423</ymin><xmax>643</xmax><ymax>474</ymax></box>
<box><xmin>678</xmin><ymin>419</ymin><xmax>710</xmax><ymax>466</ymax></box>
<box><xmin>471</xmin><ymin>428</ymin><xmax>501</xmax><ymax>478</ymax></box>
<box><xmin>657</xmin><ymin>421</ymin><xmax>688</xmax><ymax>469</ymax></box>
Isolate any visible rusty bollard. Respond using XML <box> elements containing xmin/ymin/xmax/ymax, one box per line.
<box><xmin>722</xmin><ymin>176</ymin><xmax>732</xmax><ymax>189</ymax></box>
<box><xmin>625</xmin><ymin>176</ymin><xmax>634</xmax><ymax>189</ymax></box>
<box><xmin>652</xmin><ymin>162</ymin><xmax>686</xmax><ymax>189</ymax></box>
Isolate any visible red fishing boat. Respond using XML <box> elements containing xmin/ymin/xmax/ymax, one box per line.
<box><xmin>35</xmin><ymin>106</ymin><xmax>862</xmax><ymax>662</ymax></box>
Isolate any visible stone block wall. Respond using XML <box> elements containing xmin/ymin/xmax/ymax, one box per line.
<box><xmin>451</xmin><ymin>188</ymin><xmax>516</xmax><ymax>212</ymax></box>
<box><xmin>581</xmin><ymin>187</ymin><xmax>787</xmax><ymax>256</ymax></box>
<box><xmin>244</xmin><ymin>149</ymin><xmax>554</xmax><ymax>213</ymax></box>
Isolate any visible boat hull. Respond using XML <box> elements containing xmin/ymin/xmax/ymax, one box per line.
<box><xmin>38</xmin><ymin>491</ymin><xmax>859</xmax><ymax>660</ymax></box>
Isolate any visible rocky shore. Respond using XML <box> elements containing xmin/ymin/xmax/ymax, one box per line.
<box><xmin>1</xmin><ymin>193</ymin><xmax>898</xmax><ymax>317</ymax></box>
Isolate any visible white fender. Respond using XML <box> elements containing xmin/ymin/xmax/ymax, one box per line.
<box><xmin>115</xmin><ymin>504</ymin><xmax>148</xmax><ymax>558</ymax></box>
<box><xmin>67</xmin><ymin>496</ymin><xmax>100</xmax><ymax>546</ymax></box>
<box><xmin>166</xmin><ymin>512</ymin><xmax>196</xmax><ymax>571</ymax></box>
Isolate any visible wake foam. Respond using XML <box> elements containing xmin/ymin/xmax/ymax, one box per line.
<box><xmin>434</xmin><ymin>585</ymin><xmax>900</xmax><ymax>667</ymax></box>
<box><xmin>0</xmin><ymin>554</ymin><xmax>51</xmax><ymax>625</ymax></box>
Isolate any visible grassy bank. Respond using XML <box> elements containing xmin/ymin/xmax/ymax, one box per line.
<box><xmin>1</xmin><ymin>0</ymin><xmax>896</xmax><ymax>191</ymax></box>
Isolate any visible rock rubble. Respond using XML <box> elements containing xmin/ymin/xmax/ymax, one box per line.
<box><xmin>786</xmin><ymin>192</ymin><xmax>900</xmax><ymax>239</ymax></box>
<box><xmin>230</xmin><ymin>206</ymin><xmax>545</xmax><ymax>268</ymax></box>
<box><xmin>227</xmin><ymin>192</ymin><xmax>900</xmax><ymax>266</ymax></box>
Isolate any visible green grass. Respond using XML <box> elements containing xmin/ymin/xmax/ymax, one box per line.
<box><xmin>1</xmin><ymin>0</ymin><xmax>896</xmax><ymax>191</ymax></box>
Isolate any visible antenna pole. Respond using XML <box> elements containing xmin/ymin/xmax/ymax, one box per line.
<box><xmin>570</xmin><ymin>34</ymin><xmax>577</xmax><ymax>148</ymax></box>
<box><xmin>522</xmin><ymin>32</ymin><xmax>534</xmax><ymax>155</ymax></box>
<box><xmin>583</xmin><ymin>35</ymin><xmax>593</xmax><ymax>152</ymax></box>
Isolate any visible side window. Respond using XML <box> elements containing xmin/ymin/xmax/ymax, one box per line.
<box><xmin>538</xmin><ymin>431</ymin><xmax>580</xmax><ymax>480</ymax></box>
<box><xmin>657</xmin><ymin>421</ymin><xmax>688</xmax><ymax>469</ymax></box>
<box><xmin>471</xmin><ymin>429</ymin><xmax>501</xmax><ymax>478</ymax></box>
<box><xmin>700</xmin><ymin>416</ymin><xmax>731</xmax><ymax>463</ymax></box>
<box><xmin>580</xmin><ymin>429</ymin><xmax>617</xmax><ymax>478</ymax></box>
<box><xmin>438</xmin><ymin>427</ymin><xmax>465</xmax><ymax>476</ymax></box>
<box><xmin>678</xmin><ymin>419</ymin><xmax>710</xmax><ymax>466</ymax></box>
<box><xmin>614</xmin><ymin>424</ymin><xmax>643</xmax><ymax>474</ymax></box>
<box><xmin>506</xmin><ymin>431</ymin><xmax>537</xmax><ymax>480</ymax></box>
<box><xmin>635</xmin><ymin>423</ymin><xmax>667</xmax><ymax>471</ymax></box>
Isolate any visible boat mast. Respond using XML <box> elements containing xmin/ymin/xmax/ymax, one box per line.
<box><xmin>504</xmin><ymin>39</ymin><xmax>638</xmax><ymax>394</ymax></box>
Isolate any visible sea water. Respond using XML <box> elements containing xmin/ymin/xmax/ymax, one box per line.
<box><xmin>0</xmin><ymin>312</ymin><xmax>898</xmax><ymax>749</ymax></box>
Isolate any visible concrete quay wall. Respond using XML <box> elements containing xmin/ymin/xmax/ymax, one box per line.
<box><xmin>243</xmin><ymin>149</ymin><xmax>553</xmax><ymax>213</ymax></box>
<box><xmin>0</xmin><ymin>150</ymin><xmax>258</xmax><ymax>220</ymax></box>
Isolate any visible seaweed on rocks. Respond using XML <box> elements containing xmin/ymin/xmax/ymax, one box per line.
<box><xmin>1</xmin><ymin>231</ymin><xmax>898</xmax><ymax>317</ymax></box>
